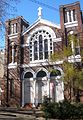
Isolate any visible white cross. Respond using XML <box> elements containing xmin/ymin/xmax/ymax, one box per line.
<box><xmin>38</xmin><ymin>7</ymin><xmax>42</xmax><ymax>19</ymax></box>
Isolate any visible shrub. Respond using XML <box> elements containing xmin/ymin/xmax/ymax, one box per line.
<box><xmin>41</xmin><ymin>98</ymin><xmax>83</xmax><ymax>119</ymax></box>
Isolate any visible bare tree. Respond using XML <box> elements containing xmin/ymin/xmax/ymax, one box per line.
<box><xmin>0</xmin><ymin>0</ymin><xmax>19</xmax><ymax>47</ymax></box>
<box><xmin>0</xmin><ymin>0</ymin><xmax>19</xmax><ymax>25</ymax></box>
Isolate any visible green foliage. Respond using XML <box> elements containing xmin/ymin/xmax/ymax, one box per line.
<box><xmin>50</xmin><ymin>34</ymin><xmax>83</xmax><ymax>101</ymax></box>
<box><xmin>49</xmin><ymin>69</ymin><xmax>61</xmax><ymax>76</ymax></box>
<box><xmin>50</xmin><ymin>46</ymin><xmax>72</xmax><ymax>62</ymax></box>
<box><xmin>41</xmin><ymin>96</ymin><xmax>60</xmax><ymax>118</ymax></box>
<box><xmin>41</xmin><ymin>99</ymin><xmax>83</xmax><ymax>119</ymax></box>
<box><xmin>68</xmin><ymin>34</ymin><xmax>78</xmax><ymax>47</ymax></box>
<box><xmin>74</xmin><ymin>68</ymin><xmax>83</xmax><ymax>89</ymax></box>
<box><xmin>63</xmin><ymin>62</ymin><xmax>74</xmax><ymax>82</ymax></box>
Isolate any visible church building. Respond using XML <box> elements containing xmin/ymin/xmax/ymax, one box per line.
<box><xmin>4</xmin><ymin>1</ymin><xmax>83</xmax><ymax>107</ymax></box>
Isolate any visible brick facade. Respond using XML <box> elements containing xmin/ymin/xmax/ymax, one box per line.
<box><xmin>3</xmin><ymin>2</ymin><xmax>83</xmax><ymax>107</ymax></box>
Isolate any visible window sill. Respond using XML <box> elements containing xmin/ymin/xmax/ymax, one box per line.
<box><xmin>8</xmin><ymin>62</ymin><xmax>17</xmax><ymax>69</ymax></box>
<box><xmin>64</xmin><ymin>21</ymin><xmax>78</xmax><ymax>28</ymax></box>
<box><xmin>8</xmin><ymin>33</ymin><xmax>18</xmax><ymax>38</ymax></box>
<box><xmin>68</xmin><ymin>54</ymin><xmax>81</xmax><ymax>63</ymax></box>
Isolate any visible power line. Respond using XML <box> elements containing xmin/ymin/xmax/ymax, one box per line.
<box><xmin>28</xmin><ymin>0</ymin><xmax>59</xmax><ymax>12</ymax></box>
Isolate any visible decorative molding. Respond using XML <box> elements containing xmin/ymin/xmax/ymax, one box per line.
<box><xmin>8</xmin><ymin>62</ymin><xmax>17</xmax><ymax>69</ymax></box>
<box><xmin>23</xmin><ymin>18</ymin><xmax>60</xmax><ymax>35</ymax></box>
<box><xmin>8</xmin><ymin>33</ymin><xmax>18</xmax><ymax>39</ymax></box>
<box><xmin>64</xmin><ymin>21</ymin><xmax>78</xmax><ymax>28</ymax></box>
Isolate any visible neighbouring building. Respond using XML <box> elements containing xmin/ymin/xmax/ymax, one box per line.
<box><xmin>0</xmin><ymin>49</ymin><xmax>4</xmax><ymax>105</ymax></box>
<box><xmin>4</xmin><ymin>1</ymin><xmax>83</xmax><ymax>107</ymax></box>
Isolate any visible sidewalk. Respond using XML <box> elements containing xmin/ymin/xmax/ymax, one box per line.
<box><xmin>0</xmin><ymin>107</ymin><xmax>45</xmax><ymax>120</ymax></box>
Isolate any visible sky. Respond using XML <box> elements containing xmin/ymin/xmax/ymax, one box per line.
<box><xmin>0</xmin><ymin>0</ymin><xmax>83</xmax><ymax>48</ymax></box>
<box><xmin>15</xmin><ymin>0</ymin><xmax>83</xmax><ymax>24</ymax></box>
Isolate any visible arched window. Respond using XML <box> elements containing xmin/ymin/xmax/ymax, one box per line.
<box><xmin>24</xmin><ymin>72</ymin><xmax>33</xmax><ymax>79</ymax></box>
<box><xmin>34</xmin><ymin>41</ymin><xmax>38</xmax><ymax>60</ymax></box>
<box><xmin>29</xmin><ymin>30</ymin><xmax>53</xmax><ymax>61</ymax></box>
<box><xmin>44</xmin><ymin>39</ymin><xmax>48</xmax><ymax>59</ymax></box>
<box><xmin>50</xmin><ymin>69</ymin><xmax>61</xmax><ymax>78</ymax></box>
<box><xmin>39</xmin><ymin>35</ymin><xmax>43</xmax><ymax>60</ymax></box>
<box><xmin>9</xmin><ymin>42</ymin><xmax>17</xmax><ymax>63</ymax></box>
<box><xmin>36</xmin><ymin>71</ymin><xmax>46</xmax><ymax>78</ymax></box>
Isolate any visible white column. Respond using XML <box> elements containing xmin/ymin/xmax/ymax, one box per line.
<box><xmin>33</xmin><ymin>79</ymin><xmax>36</xmax><ymax>107</ymax></box>
<box><xmin>47</xmin><ymin>78</ymin><xmax>50</xmax><ymax>98</ymax></box>
<box><xmin>11</xmin><ymin>42</ymin><xmax>14</xmax><ymax>63</ymax></box>
<box><xmin>22</xmin><ymin>80</ymin><xmax>24</xmax><ymax>107</ymax></box>
<box><xmin>71</xmin><ymin>40</ymin><xmax>75</xmax><ymax>55</ymax></box>
<box><xmin>71</xmin><ymin>11</ymin><xmax>73</xmax><ymax>22</ymax></box>
<box><xmin>55</xmin><ymin>79</ymin><xmax>64</xmax><ymax>102</ymax></box>
<box><xmin>67</xmin><ymin>11</ymin><xmax>70</xmax><ymax>22</ymax></box>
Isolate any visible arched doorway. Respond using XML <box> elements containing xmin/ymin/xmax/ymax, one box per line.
<box><xmin>36</xmin><ymin>70</ymin><xmax>47</xmax><ymax>105</ymax></box>
<box><xmin>23</xmin><ymin>72</ymin><xmax>33</xmax><ymax>105</ymax></box>
<box><xmin>50</xmin><ymin>69</ymin><xmax>64</xmax><ymax>102</ymax></box>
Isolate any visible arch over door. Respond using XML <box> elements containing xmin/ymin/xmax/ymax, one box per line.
<box><xmin>36</xmin><ymin>70</ymin><xmax>47</xmax><ymax>104</ymax></box>
<box><xmin>24</xmin><ymin>72</ymin><xmax>33</xmax><ymax>78</ymax></box>
<box><xmin>36</xmin><ymin>71</ymin><xmax>47</xmax><ymax>78</ymax></box>
<box><xmin>24</xmin><ymin>72</ymin><xmax>33</xmax><ymax>105</ymax></box>
<box><xmin>50</xmin><ymin>69</ymin><xmax>61</xmax><ymax>102</ymax></box>
<box><xmin>50</xmin><ymin>69</ymin><xmax>64</xmax><ymax>102</ymax></box>
<box><xmin>50</xmin><ymin>69</ymin><xmax>61</xmax><ymax>78</ymax></box>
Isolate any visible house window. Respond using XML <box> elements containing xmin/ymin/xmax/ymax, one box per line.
<box><xmin>34</xmin><ymin>41</ymin><xmax>38</xmax><ymax>60</ymax></box>
<box><xmin>10</xmin><ymin>79</ymin><xmax>14</xmax><ymax>97</ymax></box>
<box><xmin>9</xmin><ymin>42</ymin><xmax>17</xmax><ymax>63</ymax></box>
<box><xmin>39</xmin><ymin>35</ymin><xmax>43</xmax><ymax>60</ymax></box>
<box><xmin>73</xmin><ymin>9</ymin><xmax>77</xmax><ymax>21</ymax></box>
<box><xmin>75</xmin><ymin>47</ymin><xmax>80</xmax><ymax>55</ymax></box>
<box><xmin>64</xmin><ymin>11</ymin><xmax>68</xmax><ymax>23</ymax></box>
<box><xmin>29</xmin><ymin>30</ymin><xmax>53</xmax><ymax>61</ymax></box>
<box><xmin>69</xmin><ymin>33</ymin><xmax>80</xmax><ymax>55</ymax></box>
<box><xmin>69</xmin><ymin>10</ymin><xmax>72</xmax><ymax>22</ymax></box>
<box><xmin>64</xmin><ymin>9</ymin><xmax>77</xmax><ymax>23</ymax></box>
<box><xmin>44</xmin><ymin>39</ymin><xmax>48</xmax><ymax>59</ymax></box>
<box><xmin>10</xmin><ymin>23</ymin><xmax>17</xmax><ymax>34</ymax></box>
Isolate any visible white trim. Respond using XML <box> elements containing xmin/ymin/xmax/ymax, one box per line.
<box><xmin>8</xmin><ymin>33</ymin><xmax>18</xmax><ymax>39</ymax></box>
<box><xmin>22</xmin><ymin>18</ymin><xmax>60</xmax><ymax>35</ymax></box>
<box><xmin>22</xmin><ymin>68</ymin><xmax>36</xmax><ymax>80</ymax></box>
<box><xmin>8</xmin><ymin>62</ymin><xmax>17</xmax><ymax>69</ymax></box>
<box><xmin>68</xmin><ymin>55</ymin><xmax>81</xmax><ymax>63</ymax></box>
<box><xmin>53</xmin><ymin>66</ymin><xmax>64</xmax><ymax>76</ymax></box>
<box><xmin>53</xmin><ymin>38</ymin><xmax>62</xmax><ymax>42</ymax></box>
<box><xmin>71</xmin><ymin>10</ymin><xmax>73</xmax><ymax>22</ymax></box>
<box><xmin>21</xmin><ymin>54</ymin><xmax>81</xmax><ymax>68</ymax></box>
<box><xmin>21</xmin><ymin>60</ymin><xmax>63</xmax><ymax>68</ymax></box>
<box><xmin>21</xmin><ymin>44</ymin><xmax>28</xmax><ymax>47</ymax></box>
<box><xmin>22</xmin><ymin>80</ymin><xmax>24</xmax><ymax>107</ymax></box>
<box><xmin>27</xmin><ymin>25</ymin><xmax>56</xmax><ymax>62</ymax></box>
<box><xmin>67</xmin><ymin>11</ymin><xmax>70</xmax><ymax>23</ymax></box>
<box><xmin>36</xmin><ymin>67</ymin><xmax>49</xmax><ymax>78</ymax></box>
<box><xmin>27</xmin><ymin>26</ymin><xmax>56</xmax><ymax>40</ymax></box>
<box><xmin>40</xmin><ymin>19</ymin><xmax>60</xmax><ymax>29</ymax></box>
<box><xmin>64</xmin><ymin>21</ymin><xmax>78</xmax><ymax>28</ymax></box>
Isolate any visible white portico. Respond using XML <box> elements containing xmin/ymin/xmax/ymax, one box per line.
<box><xmin>21</xmin><ymin>66</ymin><xmax>64</xmax><ymax>107</ymax></box>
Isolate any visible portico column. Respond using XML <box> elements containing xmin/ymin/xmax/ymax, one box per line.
<box><xmin>33</xmin><ymin>79</ymin><xmax>36</xmax><ymax>107</ymax></box>
<box><xmin>47</xmin><ymin>78</ymin><xmax>50</xmax><ymax>99</ymax></box>
<box><xmin>22</xmin><ymin>80</ymin><xmax>24</xmax><ymax>107</ymax></box>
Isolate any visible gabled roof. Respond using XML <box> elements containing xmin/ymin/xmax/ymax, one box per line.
<box><xmin>22</xmin><ymin>18</ymin><xmax>60</xmax><ymax>35</ymax></box>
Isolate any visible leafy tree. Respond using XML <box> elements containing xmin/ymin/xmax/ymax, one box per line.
<box><xmin>50</xmin><ymin>34</ymin><xmax>83</xmax><ymax>102</ymax></box>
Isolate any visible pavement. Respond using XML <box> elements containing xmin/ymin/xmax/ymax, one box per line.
<box><xmin>0</xmin><ymin>108</ymin><xmax>45</xmax><ymax>120</ymax></box>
